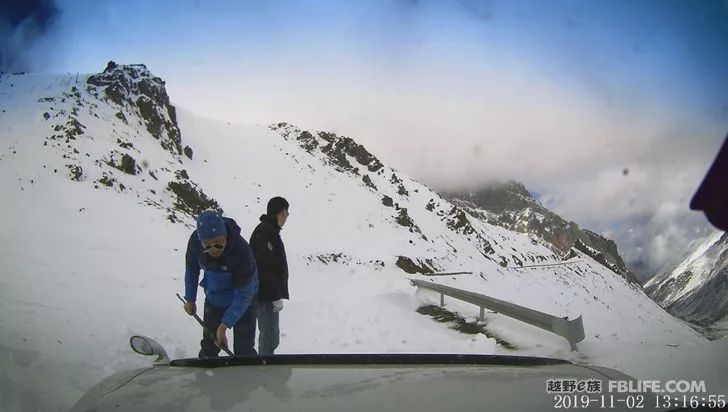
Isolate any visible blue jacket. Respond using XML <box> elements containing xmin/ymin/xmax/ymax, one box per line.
<box><xmin>184</xmin><ymin>217</ymin><xmax>258</xmax><ymax>327</ymax></box>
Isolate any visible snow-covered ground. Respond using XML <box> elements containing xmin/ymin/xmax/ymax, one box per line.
<box><xmin>0</xmin><ymin>68</ymin><xmax>723</xmax><ymax>412</ymax></box>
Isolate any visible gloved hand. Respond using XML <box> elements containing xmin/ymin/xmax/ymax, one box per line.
<box><xmin>272</xmin><ymin>299</ymin><xmax>284</xmax><ymax>313</ymax></box>
<box><xmin>184</xmin><ymin>301</ymin><xmax>196</xmax><ymax>316</ymax></box>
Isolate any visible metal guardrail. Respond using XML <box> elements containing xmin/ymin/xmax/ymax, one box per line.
<box><xmin>508</xmin><ymin>260</ymin><xmax>583</xmax><ymax>270</ymax></box>
<box><xmin>422</xmin><ymin>271</ymin><xmax>473</xmax><ymax>277</ymax></box>
<box><xmin>410</xmin><ymin>279</ymin><xmax>585</xmax><ymax>351</ymax></box>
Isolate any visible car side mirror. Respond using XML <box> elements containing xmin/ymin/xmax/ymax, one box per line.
<box><xmin>130</xmin><ymin>335</ymin><xmax>170</xmax><ymax>365</ymax></box>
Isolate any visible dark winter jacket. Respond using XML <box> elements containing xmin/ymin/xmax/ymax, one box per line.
<box><xmin>184</xmin><ymin>217</ymin><xmax>258</xmax><ymax>327</ymax></box>
<box><xmin>250</xmin><ymin>214</ymin><xmax>289</xmax><ymax>301</ymax></box>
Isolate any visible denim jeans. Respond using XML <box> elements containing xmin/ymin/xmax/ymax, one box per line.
<box><xmin>256</xmin><ymin>299</ymin><xmax>280</xmax><ymax>355</ymax></box>
<box><xmin>199</xmin><ymin>300</ymin><xmax>257</xmax><ymax>357</ymax></box>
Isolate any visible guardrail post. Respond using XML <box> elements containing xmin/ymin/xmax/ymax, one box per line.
<box><xmin>479</xmin><ymin>306</ymin><xmax>485</xmax><ymax>321</ymax></box>
<box><xmin>440</xmin><ymin>293</ymin><xmax>444</xmax><ymax>307</ymax></box>
<box><xmin>551</xmin><ymin>315</ymin><xmax>584</xmax><ymax>352</ymax></box>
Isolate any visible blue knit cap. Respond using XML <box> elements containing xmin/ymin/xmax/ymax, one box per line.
<box><xmin>197</xmin><ymin>210</ymin><xmax>226</xmax><ymax>241</ymax></box>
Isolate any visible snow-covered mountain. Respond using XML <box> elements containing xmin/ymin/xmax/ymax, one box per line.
<box><xmin>0</xmin><ymin>63</ymin><xmax>711</xmax><ymax>411</ymax></box>
<box><xmin>645</xmin><ymin>230</ymin><xmax>728</xmax><ymax>339</ymax></box>
<box><xmin>442</xmin><ymin>182</ymin><xmax>637</xmax><ymax>283</ymax></box>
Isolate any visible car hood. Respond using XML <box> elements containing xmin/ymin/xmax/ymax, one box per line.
<box><xmin>70</xmin><ymin>354</ymin><xmax>641</xmax><ymax>412</ymax></box>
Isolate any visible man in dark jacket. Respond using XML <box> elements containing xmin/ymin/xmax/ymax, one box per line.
<box><xmin>250</xmin><ymin>197</ymin><xmax>290</xmax><ymax>355</ymax></box>
<box><xmin>183</xmin><ymin>210</ymin><xmax>258</xmax><ymax>356</ymax></box>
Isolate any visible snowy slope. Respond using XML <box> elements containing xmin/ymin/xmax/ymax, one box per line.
<box><xmin>645</xmin><ymin>230</ymin><xmax>728</xmax><ymax>335</ymax></box>
<box><xmin>0</xmin><ymin>65</ymin><xmax>714</xmax><ymax>412</ymax></box>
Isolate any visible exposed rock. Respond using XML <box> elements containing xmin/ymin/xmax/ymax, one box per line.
<box><xmin>269</xmin><ymin>124</ymin><xmax>385</xmax><ymax>175</ymax></box>
<box><xmin>390</xmin><ymin>173</ymin><xmax>409</xmax><ymax>196</ymax></box>
<box><xmin>167</xmin><ymin>180</ymin><xmax>220</xmax><ymax>218</ymax></box>
<box><xmin>106</xmin><ymin>152</ymin><xmax>139</xmax><ymax>175</ymax></box>
<box><xmin>297</xmin><ymin>131</ymin><xmax>318</xmax><ymax>153</ymax></box>
<box><xmin>121</xmin><ymin>154</ymin><xmax>137</xmax><ymax>175</ymax></box>
<box><xmin>441</xmin><ymin>206</ymin><xmax>494</xmax><ymax>257</ymax></box>
<box><xmin>446</xmin><ymin>206</ymin><xmax>475</xmax><ymax>235</ymax></box>
<box><xmin>305</xmin><ymin>253</ymin><xmax>385</xmax><ymax>269</ymax></box>
<box><xmin>87</xmin><ymin>62</ymin><xmax>182</xmax><ymax>156</ymax></box>
<box><xmin>66</xmin><ymin>164</ymin><xmax>83</xmax><ymax>181</ymax></box>
<box><xmin>115</xmin><ymin>111</ymin><xmax>128</xmax><ymax>125</ymax></box>
<box><xmin>183</xmin><ymin>145</ymin><xmax>193</xmax><ymax>160</ymax></box>
<box><xmin>395</xmin><ymin>256</ymin><xmax>435</xmax><ymax>274</ymax></box>
<box><xmin>362</xmin><ymin>174</ymin><xmax>377</xmax><ymax>190</ymax></box>
<box><xmin>64</xmin><ymin>117</ymin><xmax>85</xmax><ymax>141</ymax></box>
<box><xmin>562</xmin><ymin>247</ymin><xmax>579</xmax><ymax>261</ymax></box>
<box><xmin>98</xmin><ymin>174</ymin><xmax>115</xmax><ymax>187</ymax></box>
<box><xmin>116</xmin><ymin>138</ymin><xmax>133</xmax><ymax>149</ymax></box>
<box><xmin>395</xmin><ymin>208</ymin><xmax>415</xmax><ymax>228</ymax></box>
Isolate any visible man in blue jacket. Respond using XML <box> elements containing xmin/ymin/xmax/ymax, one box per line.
<box><xmin>183</xmin><ymin>210</ymin><xmax>259</xmax><ymax>356</ymax></box>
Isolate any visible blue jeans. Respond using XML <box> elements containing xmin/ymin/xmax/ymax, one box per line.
<box><xmin>256</xmin><ymin>299</ymin><xmax>280</xmax><ymax>355</ymax></box>
<box><xmin>199</xmin><ymin>301</ymin><xmax>257</xmax><ymax>357</ymax></box>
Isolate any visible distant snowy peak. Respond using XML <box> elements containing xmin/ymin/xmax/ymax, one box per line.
<box><xmin>451</xmin><ymin>181</ymin><xmax>540</xmax><ymax>213</ymax></box>
<box><xmin>443</xmin><ymin>182</ymin><xmax>636</xmax><ymax>283</ymax></box>
<box><xmin>1</xmin><ymin>62</ymin><xmax>217</xmax><ymax>224</ymax></box>
<box><xmin>645</xmin><ymin>230</ymin><xmax>728</xmax><ymax>328</ymax></box>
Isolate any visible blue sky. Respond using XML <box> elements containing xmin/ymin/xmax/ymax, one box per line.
<box><xmin>3</xmin><ymin>0</ymin><xmax>728</xmax><ymax>277</ymax></box>
<box><xmin>37</xmin><ymin>0</ymin><xmax>726</xmax><ymax>113</ymax></box>
<box><xmin>19</xmin><ymin>0</ymin><xmax>721</xmax><ymax>125</ymax></box>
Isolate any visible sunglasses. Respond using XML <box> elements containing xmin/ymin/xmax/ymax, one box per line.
<box><xmin>202</xmin><ymin>243</ymin><xmax>225</xmax><ymax>253</ymax></box>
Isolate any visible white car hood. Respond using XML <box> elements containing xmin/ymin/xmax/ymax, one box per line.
<box><xmin>71</xmin><ymin>356</ymin><xmax>644</xmax><ymax>412</ymax></box>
